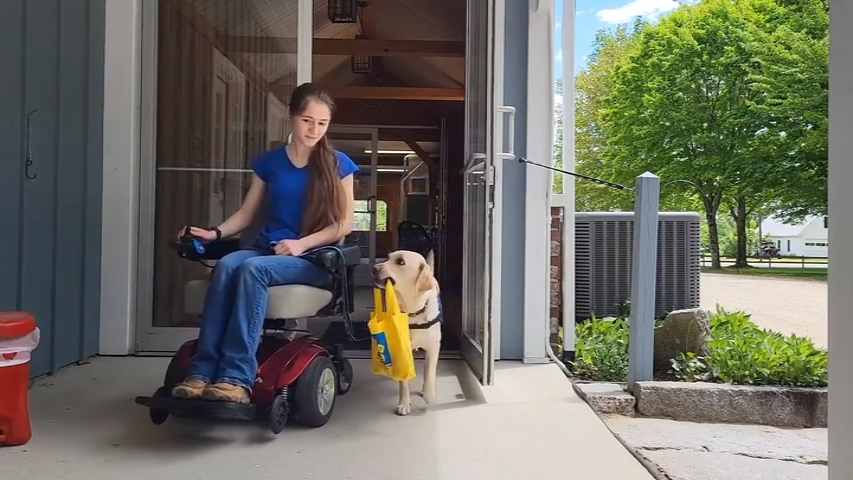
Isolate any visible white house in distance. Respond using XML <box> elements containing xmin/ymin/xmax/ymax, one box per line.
<box><xmin>760</xmin><ymin>216</ymin><xmax>829</xmax><ymax>257</ymax></box>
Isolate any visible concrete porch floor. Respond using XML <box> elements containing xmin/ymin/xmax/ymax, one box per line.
<box><xmin>2</xmin><ymin>357</ymin><xmax>652</xmax><ymax>479</ymax></box>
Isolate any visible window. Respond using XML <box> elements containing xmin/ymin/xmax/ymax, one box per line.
<box><xmin>352</xmin><ymin>200</ymin><xmax>388</xmax><ymax>232</ymax></box>
<box><xmin>824</xmin><ymin>217</ymin><xmax>828</xmax><ymax>229</ymax></box>
<box><xmin>787</xmin><ymin>240</ymin><xmax>791</xmax><ymax>251</ymax></box>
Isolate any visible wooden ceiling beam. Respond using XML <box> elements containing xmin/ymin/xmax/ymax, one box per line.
<box><xmin>331</xmin><ymin>98</ymin><xmax>464</xmax><ymax>126</ymax></box>
<box><xmin>322</xmin><ymin>86</ymin><xmax>464</xmax><ymax>101</ymax></box>
<box><xmin>405</xmin><ymin>140</ymin><xmax>440</xmax><ymax>174</ymax></box>
<box><xmin>222</xmin><ymin>37</ymin><xmax>465</xmax><ymax>58</ymax></box>
<box><xmin>332</xmin><ymin>129</ymin><xmax>441</xmax><ymax>143</ymax></box>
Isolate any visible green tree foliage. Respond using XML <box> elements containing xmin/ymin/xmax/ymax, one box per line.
<box><xmin>564</xmin><ymin>0</ymin><xmax>827</xmax><ymax>266</ymax></box>
<box><xmin>553</xmin><ymin>78</ymin><xmax>564</xmax><ymax>194</ymax></box>
<box><xmin>599</xmin><ymin>0</ymin><xmax>791</xmax><ymax>268</ymax></box>
<box><xmin>573</xmin><ymin>22</ymin><xmax>643</xmax><ymax>212</ymax></box>
<box><xmin>747</xmin><ymin>0</ymin><xmax>828</xmax><ymax>223</ymax></box>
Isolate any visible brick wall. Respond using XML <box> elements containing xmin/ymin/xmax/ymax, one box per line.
<box><xmin>550</xmin><ymin>206</ymin><xmax>564</xmax><ymax>352</ymax></box>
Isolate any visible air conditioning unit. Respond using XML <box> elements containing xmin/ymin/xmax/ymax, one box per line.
<box><xmin>575</xmin><ymin>212</ymin><xmax>701</xmax><ymax>320</ymax></box>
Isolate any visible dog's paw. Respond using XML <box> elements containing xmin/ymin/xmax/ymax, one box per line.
<box><xmin>395</xmin><ymin>402</ymin><xmax>412</xmax><ymax>416</ymax></box>
<box><xmin>420</xmin><ymin>388</ymin><xmax>435</xmax><ymax>404</ymax></box>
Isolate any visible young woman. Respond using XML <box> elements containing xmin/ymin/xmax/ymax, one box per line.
<box><xmin>171</xmin><ymin>83</ymin><xmax>359</xmax><ymax>404</ymax></box>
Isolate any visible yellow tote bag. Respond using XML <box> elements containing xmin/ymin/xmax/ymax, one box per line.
<box><xmin>368</xmin><ymin>280</ymin><xmax>417</xmax><ymax>381</ymax></box>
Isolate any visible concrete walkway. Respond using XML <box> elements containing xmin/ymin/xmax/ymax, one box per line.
<box><xmin>604</xmin><ymin>415</ymin><xmax>827</xmax><ymax>480</ymax></box>
<box><xmin>2</xmin><ymin>357</ymin><xmax>651</xmax><ymax>480</ymax></box>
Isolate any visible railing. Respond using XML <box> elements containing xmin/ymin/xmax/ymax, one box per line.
<box><xmin>701</xmin><ymin>255</ymin><xmax>829</xmax><ymax>269</ymax></box>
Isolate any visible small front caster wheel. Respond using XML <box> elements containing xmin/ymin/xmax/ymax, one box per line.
<box><xmin>149</xmin><ymin>387</ymin><xmax>170</xmax><ymax>425</ymax></box>
<box><xmin>334</xmin><ymin>358</ymin><xmax>354</xmax><ymax>396</ymax></box>
<box><xmin>269</xmin><ymin>393</ymin><xmax>290</xmax><ymax>434</ymax></box>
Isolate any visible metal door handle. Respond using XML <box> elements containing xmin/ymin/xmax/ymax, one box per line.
<box><xmin>496</xmin><ymin>105</ymin><xmax>516</xmax><ymax>161</ymax></box>
<box><xmin>459</xmin><ymin>153</ymin><xmax>488</xmax><ymax>174</ymax></box>
<box><xmin>25</xmin><ymin>109</ymin><xmax>37</xmax><ymax>180</ymax></box>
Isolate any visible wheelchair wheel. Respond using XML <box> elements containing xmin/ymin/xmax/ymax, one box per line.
<box><xmin>293</xmin><ymin>356</ymin><xmax>337</xmax><ymax>428</ymax></box>
<box><xmin>149</xmin><ymin>387</ymin><xmax>170</xmax><ymax>425</ymax></box>
<box><xmin>334</xmin><ymin>358</ymin><xmax>354</xmax><ymax>396</ymax></box>
<box><xmin>269</xmin><ymin>393</ymin><xmax>290</xmax><ymax>434</ymax></box>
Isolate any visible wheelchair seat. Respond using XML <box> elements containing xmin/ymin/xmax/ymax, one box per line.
<box><xmin>175</xmin><ymin>240</ymin><xmax>361</xmax><ymax>321</ymax></box>
<box><xmin>184</xmin><ymin>282</ymin><xmax>334</xmax><ymax>319</ymax></box>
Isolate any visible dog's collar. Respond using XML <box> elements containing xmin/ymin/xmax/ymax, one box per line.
<box><xmin>407</xmin><ymin>304</ymin><xmax>428</xmax><ymax>318</ymax></box>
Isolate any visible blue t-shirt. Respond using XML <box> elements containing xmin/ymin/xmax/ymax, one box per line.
<box><xmin>252</xmin><ymin>146</ymin><xmax>360</xmax><ymax>243</ymax></box>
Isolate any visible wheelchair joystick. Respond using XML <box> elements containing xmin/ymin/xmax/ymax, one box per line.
<box><xmin>191</xmin><ymin>238</ymin><xmax>206</xmax><ymax>255</ymax></box>
<box><xmin>180</xmin><ymin>226</ymin><xmax>207</xmax><ymax>255</ymax></box>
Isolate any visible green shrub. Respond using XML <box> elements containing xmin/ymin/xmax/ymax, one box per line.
<box><xmin>671</xmin><ymin>307</ymin><xmax>828</xmax><ymax>387</ymax></box>
<box><xmin>572</xmin><ymin>315</ymin><xmax>629</xmax><ymax>382</ymax></box>
<box><xmin>571</xmin><ymin>307</ymin><xmax>828</xmax><ymax>388</ymax></box>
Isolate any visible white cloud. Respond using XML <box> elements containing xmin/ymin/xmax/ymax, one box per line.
<box><xmin>556</xmin><ymin>21</ymin><xmax>562</xmax><ymax>29</ymax></box>
<box><xmin>556</xmin><ymin>49</ymin><xmax>563</xmax><ymax>61</ymax></box>
<box><xmin>596</xmin><ymin>0</ymin><xmax>679</xmax><ymax>24</ymax></box>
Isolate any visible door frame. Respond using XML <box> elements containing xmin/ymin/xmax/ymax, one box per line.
<box><xmin>459</xmin><ymin>0</ymin><xmax>506</xmax><ymax>385</ymax></box>
<box><xmin>134</xmin><ymin>0</ymin><xmax>315</xmax><ymax>353</ymax></box>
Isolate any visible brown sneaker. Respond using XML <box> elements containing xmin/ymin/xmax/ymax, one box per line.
<box><xmin>202</xmin><ymin>382</ymin><xmax>251</xmax><ymax>404</ymax></box>
<box><xmin>171</xmin><ymin>378</ymin><xmax>208</xmax><ymax>399</ymax></box>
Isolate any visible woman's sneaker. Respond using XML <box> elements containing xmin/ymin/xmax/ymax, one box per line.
<box><xmin>202</xmin><ymin>382</ymin><xmax>250</xmax><ymax>404</ymax></box>
<box><xmin>171</xmin><ymin>379</ymin><xmax>208</xmax><ymax>399</ymax></box>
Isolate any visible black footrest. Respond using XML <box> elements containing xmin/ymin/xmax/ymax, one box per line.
<box><xmin>135</xmin><ymin>395</ymin><xmax>257</xmax><ymax>421</ymax></box>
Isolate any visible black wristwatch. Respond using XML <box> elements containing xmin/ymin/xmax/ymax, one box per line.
<box><xmin>209</xmin><ymin>226</ymin><xmax>223</xmax><ymax>241</ymax></box>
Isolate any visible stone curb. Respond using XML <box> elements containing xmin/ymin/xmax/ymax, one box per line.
<box><xmin>573</xmin><ymin>381</ymin><xmax>637</xmax><ymax>416</ymax></box>
<box><xmin>635</xmin><ymin>381</ymin><xmax>827</xmax><ymax>428</ymax></box>
<box><xmin>574</xmin><ymin>380</ymin><xmax>827</xmax><ymax>428</ymax></box>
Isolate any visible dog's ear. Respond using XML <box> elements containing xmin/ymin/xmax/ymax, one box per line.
<box><xmin>416</xmin><ymin>261</ymin><xmax>434</xmax><ymax>293</ymax></box>
<box><xmin>425</xmin><ymin>250</ymin><xmax>435</xmax><ymax>271</ymax></box>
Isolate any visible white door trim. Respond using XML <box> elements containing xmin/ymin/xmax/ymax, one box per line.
<box><xmin>101</xmin><ymin>0</ymin><xmax>144</xmax><ymax>355</ymax></box>
<box><xmin>523</xmin><ymin>0</ymin><xmax>556</xmax><ymax>363</ymax></box>
<box><xmin>560</xmin><ymin>0</ymin><xmax>577</xmax><ymax>355</ymax></box>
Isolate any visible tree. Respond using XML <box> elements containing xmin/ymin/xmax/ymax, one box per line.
<box><xmin>748</xmin><ymin>0</ymin><xmax>828</xmax><ymax>223</ymax></box>
<box><xmin>553</xmin><ymin>78</ymin><xmax>564</xmax><ymax>194</ymax></box>
<box><xmin>573</xmin><ymin>23</ymin><xmax>643</xmax><ymax>212</ymax></box>
<box><xmin>599</xmin><ymin>0</ymin><xmax>787</xmax><ymax>269</ymax></box>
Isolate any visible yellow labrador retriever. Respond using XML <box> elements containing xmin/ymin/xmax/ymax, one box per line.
<box><xmin>372</xmin><ymin>250</ymin><xmax>442</xmax><ymax>416</ymax></box>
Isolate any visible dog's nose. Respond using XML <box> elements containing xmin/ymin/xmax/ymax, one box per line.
<box><xmin>372</xmin><ymin>264</ymin><xmax>381</xmax><ymax>274</ymax></box>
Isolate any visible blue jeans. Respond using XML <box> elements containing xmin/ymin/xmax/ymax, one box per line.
<box><xmin>186</xmin><ymin>245</ymin><xmax>329</xmax><ymax>391</ymax></box>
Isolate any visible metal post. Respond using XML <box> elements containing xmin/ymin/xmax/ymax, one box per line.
<box><xmin>627</xmin><ymin>172</ymin><xmax>660</xmax><ymax>393</ymax></box>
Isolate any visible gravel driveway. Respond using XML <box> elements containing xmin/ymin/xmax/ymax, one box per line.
<box><xmin>700</xmin><ymin>273</ymin><xmax>828</xmax><ymax>348</ymax></box>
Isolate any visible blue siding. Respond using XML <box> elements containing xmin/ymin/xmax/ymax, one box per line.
<box><xmin>0</xmin><ymin>0</ymin><xmax>104</xmax><ymax>377</ymax></box>
<box><xmin>500</xmin><ymin>0</ymin><xmax>529</xmax><ymax>360</ymax></box>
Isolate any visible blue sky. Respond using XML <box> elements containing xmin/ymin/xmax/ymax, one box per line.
<box><xmin>555</xmin><ymin>0</ymin><xmax>682</xmax><ymax>79</ymax></box>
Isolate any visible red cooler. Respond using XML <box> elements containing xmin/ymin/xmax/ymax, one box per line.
<box><xmin>0</xmin><ymin>312</ymin><xmax>39</xmax><ymax>447</ymax></box>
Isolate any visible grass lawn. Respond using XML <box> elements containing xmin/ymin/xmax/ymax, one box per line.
<box><xmin>701</xmin><ymin>266</ymin><xmax>827</xmax><ymax>280</ymax></box>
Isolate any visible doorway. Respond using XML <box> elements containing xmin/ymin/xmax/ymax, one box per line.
<box><xmin>133</xmin><ymin>0</ymin><xmax>505</xmax><ymax>387</ymax></box>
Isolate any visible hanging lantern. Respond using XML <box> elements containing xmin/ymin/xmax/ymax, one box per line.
<box><xmin>327</xmin><ymin>0</ymin><xmax>358</xmax><ymax>23</ymax></box>
<box><xmin>351</xmin><ymin>34</ymin><xmax>372</xmax><ymax>75</ymax></box>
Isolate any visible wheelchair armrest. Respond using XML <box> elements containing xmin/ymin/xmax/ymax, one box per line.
<box><xmin>170</xmin><ymin>238</ymin><xmax>243</xmax><ymax>261</ymax></box>
<box><xmin>301</xmin><ymin>243</ymin><xmax>362</xmax><ymax>270</ymax></box>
